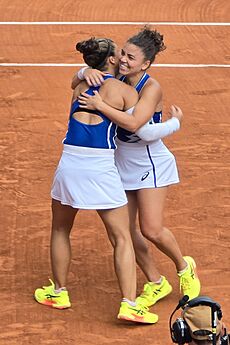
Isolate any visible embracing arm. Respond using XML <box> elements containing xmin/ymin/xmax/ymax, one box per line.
<box><xmin>136</xmin><ymin>105</ymin><xmax>182</xmax><ymax>141</ymax></box>
<box><xmin>78</xmin><ymin>92</ymin><xmax>137</xmax><ymax>131</ymax></box>
<box><xmin>78</xmin><ymin>81</ymin><xmax>162</xmax><ymax>132</ymax></box>
<box><xmin>71</xmin><ymin>67</ymin><xmax>106</xmax><ymax>89</ymax></box>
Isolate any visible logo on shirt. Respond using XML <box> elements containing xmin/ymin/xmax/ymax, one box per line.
<box><xmin>126</xmin><ymin>134</ymin><xmax>141</xmax><ymax>143</ymax></box>
<box><xmin>141</xmin><ymin>172</ymin><xmax>150</xmax><ymax>181</ymax></box>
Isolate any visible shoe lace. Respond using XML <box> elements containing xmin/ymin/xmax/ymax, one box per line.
<box><xmin>137</xmin><ymin>292</ymin><xmax>150</xmax><ymax>304</ymax></box>
<box><xmin>180</xmin><ymin>275</ymin><xmax>191</xmax><ymax>292</ymax></box>
<box><xmin>42</xmin><ymin>279</ymin><xmax>55</xmax><ymax>292</ymax></box>
<box><xmin>139</xmin><ymin>283</ymin><xmax>162</xmax><ymax>299</ymax></box>
<box><xmin>136</xmin><ymin>304</ymin><xmax>149</xmax><ymax>314</ymax></box>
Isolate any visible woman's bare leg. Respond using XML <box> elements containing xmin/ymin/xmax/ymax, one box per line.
<box><xmin>51</xmin><ymin>199</ymin><xmax>79</xmax><ymax>289</ymax></box>
<box><xmin>97</xmin><ymin>205</ymin><xmax>136</xmax><ymax>301</ymax></box>
<box><xmin>137</xmin><ymin>187</ymin><xmax>186</xmax><ymax>272</ymax></box>
<box><xmin>126</xmin><ymin>190</ymin><xmax>161</xmax><ymax>282</ymax></box>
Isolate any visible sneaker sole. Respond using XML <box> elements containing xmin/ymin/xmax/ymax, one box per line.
<box><xmin>34</xmin><ymin>296</ymin><xmax>71</xmax><ymax>309</ymax></box>
<box><xmin>118</xmin><ymin>314</ymin><xmax>158</xmax><ymax>324</ymax></box>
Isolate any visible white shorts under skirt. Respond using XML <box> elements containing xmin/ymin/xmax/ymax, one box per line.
<box><xmin>115</xmin><ymin>139</ymin><xmax>180</xmax><ymax>190</ymax></box>
<box><xmin>51</xmin><ymin>144</ymin><xmax>127</xmax><ymax>209</ymax></box>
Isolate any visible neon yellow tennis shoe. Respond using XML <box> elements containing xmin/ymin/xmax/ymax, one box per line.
<box><xmin>178</xmin><ymin>256</ymin><xmax>201</xmax><ymax>300</ymax></box>
<box><xmin>117</xmin><ymin>301</ymin><xmax>158</xmax><ymax>324</ymax></box>
<box><xmin>136</xmin><ymin>276</ymin><xmax>172</xmax><ymax>307</ymax></box>
<box><xmin>34</xmin><ymin>279</ymin><xmax>71</xmax><ymax>309</ymax></box>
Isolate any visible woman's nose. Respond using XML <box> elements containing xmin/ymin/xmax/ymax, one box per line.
<box><xmin>119</xmin><ymin>55</ymin><xmax>126</xmax><ymax>63</ymax></box>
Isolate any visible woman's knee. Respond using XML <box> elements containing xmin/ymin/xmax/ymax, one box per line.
<box><xmin>52</xmin><ymin>223</ymin><xmax>72</xmax><ymax>236</ymax></box>
<box><xmin>107</xmin><ymin>225</ymin><xmax>131</xmax><ymax>246</ymax></box>
<box><xmin>141</xmin><ymin>223</ymin><xmax>164</xmax><ymax>244</ymax></box>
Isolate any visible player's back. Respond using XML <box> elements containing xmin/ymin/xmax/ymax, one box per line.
<box><xmin>64</xmin><ymin>75</ymin><xmax>137</xmax><ymax>149</ymax></box>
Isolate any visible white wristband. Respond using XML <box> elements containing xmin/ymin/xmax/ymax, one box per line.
<box><xmin>77</xmin><ymin>66</ymin><xmax>88</xmax><ymax>80</ymax></box>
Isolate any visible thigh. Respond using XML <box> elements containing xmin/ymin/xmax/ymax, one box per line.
<box><xmin>137</xmin><ymin>187</ymin><xmax>168</xmax><ymax>231</ymax></box>
<box><xmin>52</xmin><ymin>199</ymin><xmax>79</xmax><ymax>230</ymax></box>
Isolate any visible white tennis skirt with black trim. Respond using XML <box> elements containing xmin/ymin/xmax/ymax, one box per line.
<box><xmin>51</xmin><ymin>144</ymin><xmax>127</xmax><ymax>209</ymax></box>
<box><xmin>115</xmin><ymin>139</ymin><xmax>180</xmax><ymax>190</ymax></box>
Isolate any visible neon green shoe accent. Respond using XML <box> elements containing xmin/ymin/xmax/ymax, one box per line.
<box><xmin>136</xmin><ymin>276</ymin><xmax>172</xmax><ymax>308</ymax></box>
<box><xmin>178</xmin><ymin>256</ymin><xmax>201</xmax><ymax>300</ymax></box>
<box><xmin>34</xmin><ymin>279</ymin><xmax>71</xmax><ymax>309</ymax></box>
<box><xmin>117</xmin><ymin>301</ymin><xmax>158</xmax><ymax>324</ymax></box>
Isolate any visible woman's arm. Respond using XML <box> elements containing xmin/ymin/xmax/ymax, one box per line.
<box><xmin>71</xmin><ymin>67</ymin><xmax>106</xmax><ymax>89</ymax></box>
<box><xmin>136</xmin><ymin>105</ymin><xmax>183</xmax><ymax>141</ymax></box>
<box><xmin>78</xmin><ymin>81</ymin><xmax>162</xmax><ymax>132</ymax></box>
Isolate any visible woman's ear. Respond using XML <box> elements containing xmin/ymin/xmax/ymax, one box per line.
<box><xmin>108</xmin><ymin>55</ymin><xmax>116</xmax><ymax>65</ymax></box>
<box><xmin>141</xmin><ymin>60</ymin><xmax>151</xmax><ymax>71</ymax></box>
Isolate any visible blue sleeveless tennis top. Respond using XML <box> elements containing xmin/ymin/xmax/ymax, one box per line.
<box><xmin>117</xmin><ymin>73</ymin><xmax>162</xmax><ymax>143</ymax></box>
<box><xmin>63</xmin><ymin>74</ymin><xmax>117</xmax><ymax>149</ymax></box>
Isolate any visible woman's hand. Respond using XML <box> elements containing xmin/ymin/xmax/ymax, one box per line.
<box><xmin>84</xmin><ymin>69</ymin><xmax>106</xmax><ymax>87</ymax></box>
<box><xmin>169</xmin><ymin>105</ymin><xmax>183</xmax><ymax>123</ymax></box>
<box><xmin>78</xmin><ymin>91</ymin><xmax>103</xmax><ymax>110</ymax></box>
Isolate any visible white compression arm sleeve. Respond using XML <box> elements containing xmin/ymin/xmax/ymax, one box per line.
<box><xmin>135</xmin><ymin>117</ymin><xmax>180</xmax><ymax>142</ymax></box>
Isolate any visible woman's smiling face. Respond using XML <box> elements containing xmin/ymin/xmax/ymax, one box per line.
<box><xmin>119</xmin><ymin>42</ymin><xmax>150</xmax><ymax>76</ymax></box>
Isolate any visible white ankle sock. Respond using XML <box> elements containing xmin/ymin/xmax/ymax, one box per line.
<box><xmin>122</xmin><ymin>298</ymin><xmax>136</xmax><ymax>307</ymax></box>
<box><xmin>152</xmin><ymin>276</ymin><xmax>163</xmax><ymax>285</ymax></box>
<box><xmin>178</xmin><ymin>263</ymin><xmax>189</xmax><ymax>275</ymax></box>
<box><xmin>54</xmin><ymin>287</ymin><xmax>66</xmax><ymax>294</ymax></box>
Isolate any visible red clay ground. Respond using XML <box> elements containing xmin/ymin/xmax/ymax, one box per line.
<box><xmin>0</xmin><ymin>1</ymin><xmax>229</xmax><ymax>344</ymax></box>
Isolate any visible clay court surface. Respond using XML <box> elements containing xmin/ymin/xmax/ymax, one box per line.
<box><xmin>0</xmin><ymin>1</ymin><xmax>230</xmax><ymax>344</ymax></box>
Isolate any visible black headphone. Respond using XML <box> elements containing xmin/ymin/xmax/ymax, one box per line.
<box><xmin>169</xmin><ymin>295</ymin><xmax>228</xmax><ymax>345</ymax></box>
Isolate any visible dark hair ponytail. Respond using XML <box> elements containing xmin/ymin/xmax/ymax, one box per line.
<box><xmin>76</xmin><ymin>37</ymin><xmax>115</xmax><ymax>70</ymax></box>
<box><xmin>127</xmin><ymin>25</ymin><xmax>166</xmax><ymax>65</ymax></box>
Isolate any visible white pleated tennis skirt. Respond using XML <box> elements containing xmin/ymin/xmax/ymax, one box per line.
<box><xmin>51</xmin><ymin>144</ymin><xmax>127</xmax><ymax>209</ymax></box>
<box><xmin>115</xmin><ymin>139</ymin><xmax>180</xmax><ymax>190</ymax></box>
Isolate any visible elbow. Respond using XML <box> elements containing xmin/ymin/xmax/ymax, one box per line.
<box><xmin>126</xmin><ymin>124</ymin><xmax>139</xmax><ymax>132</ymax></box>
<box><xmin>125</xmin><ymin>121</ymin><xmax>140</xmax><ymax>132</ymax></box>
<box><xmin>132</xmin><ymin>125</ymin><xmax>140</xmax><ymax>132</ymax></box>
<box><xmin>118</xmin><ymin>118</ymin><xmax>140</xmax><ymax>132</ymax></box>
<box><xmin>71</xmin><ymin>81</ymin><xmax>76</xmax><ymax>90</ymax></box>
<box><xmin>122</xmin><ymin>125</ymin><xmax>139</xmax><ymax>132</ymax></box>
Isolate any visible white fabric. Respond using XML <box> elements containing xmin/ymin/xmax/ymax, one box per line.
<box><xmin>115</xmin><ymin>139</ymin><xmax>179</xmax><ymax>190</ymax></box>
<box><xmin>125</xmin><ymin>106</ymin><xmax>135</xmax><ymax>114</ymax></box>
<box><xmin>51</xmin><ymin>144</ymin><xmax>127</xmax><ymax>209</ymax></box>
<box><xmin>77</xmin><ymin>66</ymin><xmax>88</xmax><ymax>80</ymax></box>
<box><xmin>136</xmin><ymin>117</ymin><xmax>180</xmax><ymax>142</ymax></box>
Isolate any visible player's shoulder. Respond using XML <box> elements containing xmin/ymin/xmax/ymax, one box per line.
<box><xmin>103</xmin><ymin>77</ymin><xmax>136</xmax><ymax>94</ymax></box>
<box><xmin>104</xmin><ymin>77</ymin><xmax>124</xmax><ymax>86</ymax></box>
<box><xmin>146</xmin><ymin>76</ymin><xmax>161</xmax><ymax>90</ymax></box>
<box><xmin>141</xmin><ymin>76</ymin><xmax>162</xmax><ymax>98</ymax></box>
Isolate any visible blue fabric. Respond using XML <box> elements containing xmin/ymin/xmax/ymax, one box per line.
<box><xmin>63</xmin><ymin>74</ymin><xmax>117</xmax><ymax>149</ymax></box>
<box><xmin>117</xmin><ymin>73</ymin><xmax>162</xmax><ymax>143</ymax></box>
